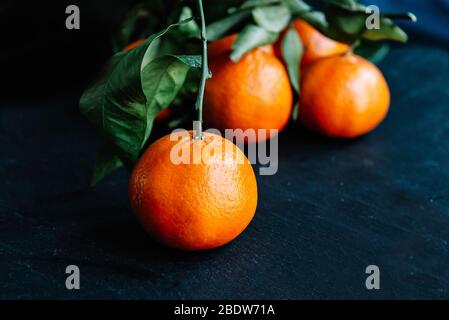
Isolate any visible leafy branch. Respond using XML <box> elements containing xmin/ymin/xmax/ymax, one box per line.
<box><xmin>81</xmin><ymin>0</ymin><xmax>417</xmax><ymax>185</ymax></box>
<box><xmin>80</xmin><ymin>18</ymin><xmax>202</xmax><ymax>185</ymax></box>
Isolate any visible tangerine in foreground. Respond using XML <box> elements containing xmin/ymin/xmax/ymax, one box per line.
<box><xmin>129</xmin><ymin>131</ymin><xmax>258</xmax><ymax>250</ymax></box>
<box><xmin>300</xmin><ymin>53</ymin><xmax>391</xmax><ymax>138</ymax></box>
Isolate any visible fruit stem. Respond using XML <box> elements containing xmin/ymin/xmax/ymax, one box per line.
<box><xmin>194</xmin><ymin>0</ymin><xmax>209</xmax><ymax>140</ymax></box>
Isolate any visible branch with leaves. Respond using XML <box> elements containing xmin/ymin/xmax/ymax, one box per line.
<box><xmin>80</xmin><ymin>0</ymin><xmax>417</xmax><ymax>185</ymax></box>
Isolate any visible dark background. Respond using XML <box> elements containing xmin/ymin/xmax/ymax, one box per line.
<box><xmin>1</xmin><ymin>1</ymin><xmax>449</xmax><ymax>299</ymax></box>
<box><xmin>0</xmin><ymin>0</ymin><xmax>137</xmax><ymax>99</ymax></box>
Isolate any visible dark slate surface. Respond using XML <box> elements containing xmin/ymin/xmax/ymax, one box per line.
<box><xmin>1</xmin><ymin>43</ymin><xmax>449</xmax><ymax>299</ymax></box>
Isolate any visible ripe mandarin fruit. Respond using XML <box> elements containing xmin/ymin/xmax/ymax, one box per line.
<box><xmin>129</xmin><ymin>131</ymin><xmax>258</xmax><ymax>251</ymax></box>
<box><xmin>275</xmin><ymin>19</ymin><xmax>349</xmax><ymax>68</ymax></box>
<box><xmin>300</xmin><ymin>53</ymin><xmax>390</xmax><ymax>138</ymax></box>
<box><xmin>205</xmin><ymin>35</ymin><xmax>293</xmax><ymax>143</ymax></box>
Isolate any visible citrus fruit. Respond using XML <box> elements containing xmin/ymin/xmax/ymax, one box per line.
<box><xmin>300</xmin><ymin>53</ymin><xmax>390</xmax><ymax>138</ymax></box>
<box><xmin>275</xmin><ymin>19</ymin><xmax>349</xmax><ymax>68</ymax></box>
<box><xmin>205</xmin><ymin>35</ymin><xmax>293</xmax><ymax>143</ymax></box>
<box><xmin>129</xmin><ymin>131</ymin><xmax>258</xmax><ymax>251</ymax></box>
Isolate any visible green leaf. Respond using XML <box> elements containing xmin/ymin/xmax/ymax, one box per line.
<box><xmin>80</xmin><ymin>55</ymin><xmax>145</xmax><ymax>166</ymax></box>
<box><xmin>252</xmin><ymin>5</ymin><xmax>292</xmax><ymax>32</ymax></box>
<box><xmin>298</xmin><ymin>11</ymin><xmax>328</xmax><ymax>32</ymax></box>
<box><xmin>325</xmin><ymin>6</ymin><xmax>367</xmax><ymax>44</ymax></box>
<box><xmin>322</xmin><ymin>1</ymin><xmax>409</xmax><ymax>44</ymax></box>
<box><xmin>355</xmin><ymin>40</ymin><xmax>390</xmax><ymax>64</ymax></box>
<box><xmin>140</xmin><ymin>55</ymin><xmax>195</xmax><ymax>142</ymax></box>
<box><xmin>241</xmin><ymin>0</ymin><xmax>281</xmax><ymax>9</ymax></box>
<box><xmin>90</xmin><ymin>141</ymin><xmax>123</xmax><ymax>186</ymax></box>
<box><xmin>281</xmin><ymin>28</ymin><xmax>303</xmax><ymax>93</ymax></box>
<box><xmin>80</xmin><ymin>20</ymin><xmax>197</xmax><ymax>167</ymax></box>
<box><xmin>178</xmin><ymin>6</ymin><xmax>201</xmax><ymax>38</ymax></box>
<box><xmin>207</xmin><ymin>10</ymin><xmax>252</xmax><ymax>41</ymax></box>
<box><xmin>179</xmin><ymin>67</ymin><xmax>202</xmax><ymax>95</ymax></box>
<box><xmin>230</xmin><ymin>24</ymin><xmax>279</xmax><ymax>62</ymax></box>
<box><xmin>324</xmin><ymin>0</ymin><xmax>360</xmax><ymax>10</ymax></box>
<box><xmin>292</xmin><ymin>102</ymin><xmax>300</xmax><ymax>122</ymax></box>
<box><xmin>363</xmin><ymin>18</ymin><xmax>408</xmax><ymax>43</ymax></box>
<box><xmin>173</xmin><ymin>55</ymin><xmax>202</xmax><ymax>68</ymax></box>
<box><xmin>283</xmin><ymin>0</ymin><xmax>311</xmax><ymax>14</ymax></box>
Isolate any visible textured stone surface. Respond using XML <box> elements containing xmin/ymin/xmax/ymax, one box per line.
<box><xmin>1</xmin><ymin>43</ymin><xmax>449</xmax><ymax>299</ymax></box>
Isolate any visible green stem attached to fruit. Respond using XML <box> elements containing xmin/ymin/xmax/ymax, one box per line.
<box><xmin>194</xmin><ymin>0</ymin><xmax>209</xmax><ymax>140</ymax></box>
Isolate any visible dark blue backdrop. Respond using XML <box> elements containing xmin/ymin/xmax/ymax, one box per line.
<box><xmin>363</xmin><ymin>0</ymin><xmax>449</xmax><ymax>44</ymax></box>
<box><xmin>1</xmin><ymin>0</ymin><xmax>449</xmax><ymax>300</ymax></box>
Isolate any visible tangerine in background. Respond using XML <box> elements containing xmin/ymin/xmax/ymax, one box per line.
<box><xmin>205</xmin><ymin>35</ymin><xmax>293</xmax><ymax>143</ymax></box>
<box><xmin>300</xmin><ymin>53</ymin><xmax>391</xmax><ymax>138</ymax></box>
